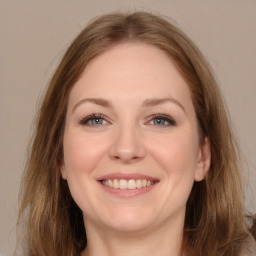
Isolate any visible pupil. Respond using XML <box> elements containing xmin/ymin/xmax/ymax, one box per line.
<box><xmin>91</xmin><ymin>118</ymin><xmax>102</xmax><ymax>125</ymax></box>
<box><xmin>155</xmin><ymin>119</ymin><xmax>163</xmax><ymax>125</ymax></box>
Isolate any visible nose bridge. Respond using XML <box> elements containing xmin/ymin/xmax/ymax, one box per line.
<box><xmin>109</xmin><ymin>120</ymin><xmax>146</xmax><ymax>162</ymax></box>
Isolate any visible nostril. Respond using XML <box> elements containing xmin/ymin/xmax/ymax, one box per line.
<box><xmin>112</xmin><ymin>152</ymin><xmax>141</xmax><ymax>162</ymax></box>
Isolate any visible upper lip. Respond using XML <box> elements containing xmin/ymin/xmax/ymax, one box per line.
<box><xmin>97</xmin><ymin>173</ymin><xmax>159</xmax><ymax>181</ymax></box>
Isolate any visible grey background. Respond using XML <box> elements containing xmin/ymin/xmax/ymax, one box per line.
<box><xmin>0</xmin><ymin>1</ymin><xmax>255</xmax><ymax>255</ymax></box>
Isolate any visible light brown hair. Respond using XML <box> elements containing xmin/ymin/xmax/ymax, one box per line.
<box><xmin>16</xmin><ymin>12</ymin><xmax>252</xmax><ymax>256</ymax></box>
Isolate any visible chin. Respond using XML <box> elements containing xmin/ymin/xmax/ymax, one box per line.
<box><xmin>99</xmin><ymin>208</ymin><xmax>156</xmax><ymax>233</ymax></box>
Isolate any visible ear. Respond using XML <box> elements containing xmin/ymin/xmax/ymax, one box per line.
<box><xmin>195</xmin><ymin>137</ymin><xmax>211</xmax><ymax>181</ymax></box>
<box><xmin>60</xmin><ymin>162</ymin><xmax>67</xmax><ymax>180</ymax></box>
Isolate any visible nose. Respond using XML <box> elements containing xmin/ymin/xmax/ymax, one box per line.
<box><xmin>109</xmin><ymin>124</ymin><xmax>146</xmax><ymax>163</ymax></box>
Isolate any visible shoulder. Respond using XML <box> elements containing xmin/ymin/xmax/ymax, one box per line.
<box><xmin>240</xmin><ymin>233</ymin><xmax>256</xmax><ymax>256</ymax></box>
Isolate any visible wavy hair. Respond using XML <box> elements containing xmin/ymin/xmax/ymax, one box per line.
<box><xmin>16</xmin><ymin>12</ymin><xmax>251</xmax><ymax>256</ymax></box>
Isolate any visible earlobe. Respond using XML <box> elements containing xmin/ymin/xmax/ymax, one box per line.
<box><xmin>195</xmin><ymin>137</ymin><xmax>211</xmax><ymax>181</ymax></box>
<box><xmin>60</xmin><ymin>164</ymin><xmax>67</xmax><ymax>180</ymax></box>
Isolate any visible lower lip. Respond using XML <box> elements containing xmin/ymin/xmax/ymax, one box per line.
<box><xmin>98</xmin><ymin>182</ymin><xmax>158</xmax><ymax>198</ymax></box>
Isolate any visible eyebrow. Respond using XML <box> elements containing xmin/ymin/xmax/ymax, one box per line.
<box><xmin>72</xmin><ymin>98</ymin><xmax>112</xmax><ymax>113</ymax></box>
<box><xmin>143</xmin><ymin>98</ymin><xmax>186</xmax><ymax>113</ymax></box>
<box><xmin>72</xmin><ymin>97</ymin><xmax>186</xmax><ymax>113</ymax></box>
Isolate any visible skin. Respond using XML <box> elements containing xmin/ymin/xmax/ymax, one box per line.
<box><xmin>61</xmin><ymin>42</ymin><xmax>211</xmax><ymax>256</ymax></box>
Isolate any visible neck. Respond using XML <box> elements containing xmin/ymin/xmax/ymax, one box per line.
<box><xmin>81</xmin><ymin>217</ymin><xmax>184</xmax><ymax>256</ymax></box>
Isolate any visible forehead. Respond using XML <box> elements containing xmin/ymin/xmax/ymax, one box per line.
<box><xmin>69</xmin><ymin>42</ymin><xmax>193</xmax><ymax>109</ymax></box>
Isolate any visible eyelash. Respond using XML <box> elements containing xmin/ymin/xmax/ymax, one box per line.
<box><xmin>79</xmin><ymin>113</ymin><xmax>176</xmax><ymax>127</ymax></box>
<box><xmin>149</xmin><ymin>114</ymin><xmax>176</xmax><ymax>126</ymax></box>
<box><xmin>79</xmin><ymin>114</ymin><xmax>108</xmax><ymax>126</ymax></box>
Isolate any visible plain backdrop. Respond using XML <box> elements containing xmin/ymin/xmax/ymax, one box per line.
<box><xmin>0</xmin><ymin>1</ymin><xmax>255</xmax><ymax>255</ymax></box>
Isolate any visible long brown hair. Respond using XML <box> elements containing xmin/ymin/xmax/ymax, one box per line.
<box><xmin>16</xmin><ymin>12</ymin><xmax>251</xmax><ymax>256</ymax></box>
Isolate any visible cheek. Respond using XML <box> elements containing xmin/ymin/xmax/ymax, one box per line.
<box><xmin>139</xmin><ymin>131</ymin><xmax>200</xmax><ymax>220</ymax></box>
<box><xmin>62</xmin><ymin>131</ymin><xmax>110</xmax><ymax>178</ymax></box>
<box><xmin>62</xmin><ymin>131</ymin><xmax>111</xmax><ymax>213</ymax></box>
<box><xmin>149</xmin><ymin>133</ymin><xmax>199</xmax><ymax>212</ymax></box>
<box><xmin>149</xmin><ymin>132</ymin><xmax>199</xmax><ymax>179</ymax></box>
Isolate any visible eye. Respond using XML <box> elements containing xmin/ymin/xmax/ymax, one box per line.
<box><xmin>79</xmin><ymin>114</ymin><xmax>108</xmax><ymax>126</ymax></box>
<box><xmin>149</xmin><ymin>114</ymin><xmax>176</xmax><ymax>126</ymax></box>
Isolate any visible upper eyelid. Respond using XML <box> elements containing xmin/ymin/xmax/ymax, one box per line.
<box><xmin>148</xmin><ymin>113</ymin><xmax>173</xmax><ymax>118</ymax></box>
<box><xmin>79</xmin><ymin>114</ymin><xmax>110</xmax><ymax>125</ymax></box>
<box><xmin>147</xmin><ymin>113</ymin><xmax>176</xmax><ymax>121</ymax></box>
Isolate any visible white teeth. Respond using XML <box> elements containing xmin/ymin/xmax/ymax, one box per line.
<box><xmin>136</xmin><ymin>179</ymin><xmax>142</xmax><ymax>188</ymax></box>
<box><xmin>120</xmin><ymin>179</ymin><xmax>128</xmax><ymax>189</ymax></box>
<box><xmin>128</xmin><ymin>179</ymin><xmax>136</xmax><ymax>189</ymax></box>
<box><xmin>108</xmin><ymin>179</ymin><xmax>113</xmax><ymax>187</ymax></box>
<box><xmin>113</xmin><ymin>179</ymin><xmax>119</xmax><ymax>188</ymax></box>
<box><xmin>101</xmin><ymin>178</ymin><xmax>154</xmax><ymax>189</ymax></box>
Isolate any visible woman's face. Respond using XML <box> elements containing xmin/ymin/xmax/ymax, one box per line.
<box><xmin>61</xmin><ymin>43</ymin><xmax>210</xmax><ymax>233</ymax></box>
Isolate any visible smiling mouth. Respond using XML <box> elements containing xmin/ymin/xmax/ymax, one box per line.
<box><xmin>100</xmin><ymin>179</ymin><xmax>156</xmax><ymax>189</ymax></box>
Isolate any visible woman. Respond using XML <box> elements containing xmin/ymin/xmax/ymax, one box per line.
<box><xmin>16</xmin><ymin>12</ymin><xmax>255</xmax><ymax>256</ymax></box>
